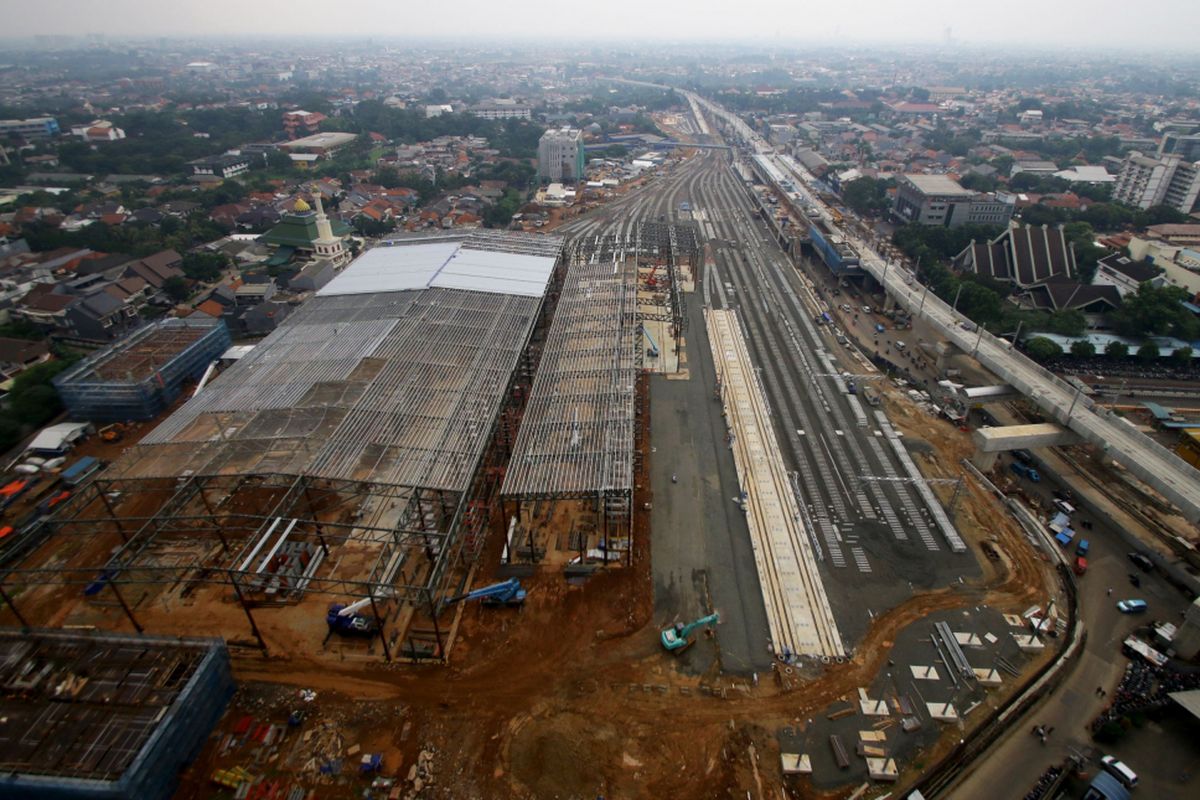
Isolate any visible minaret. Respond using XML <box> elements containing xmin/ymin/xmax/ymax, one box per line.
<box><xmin>313</xmin><ymin>190</ymin><xmax>334</xmax><ymax>242</ymax></box>
<box><xmin>309</xmin><ymin>187</ymin><xmax>346</xmax><ymax>264</ymax></box>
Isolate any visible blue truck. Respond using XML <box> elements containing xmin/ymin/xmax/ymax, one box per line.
<box><xmin>1010</xmin><ymin>461</ymin><xmax>1040</xmax><ymax>482</ymax></box>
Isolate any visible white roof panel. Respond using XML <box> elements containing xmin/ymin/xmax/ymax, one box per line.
<box><xmin>319</xmin><ymin>240</ymin><xmax>556</xmax><ymax>299</ymax></box>
<box><xmin>317</xmin><ymin>242</ymin><xmax>459</xmax><ymax>296</ymax></box>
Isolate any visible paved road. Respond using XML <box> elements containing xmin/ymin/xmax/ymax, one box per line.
<box><xmin>947</xmin><ymin>462</ymin><xmax>1197</xmax><ymax>799</ymax></box>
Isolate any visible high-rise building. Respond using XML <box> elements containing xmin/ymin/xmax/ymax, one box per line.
<box><xmin>538</xmin><ymin>128</ymin><xmax>585</xmax><ymax>183</ymax></box>
<box><xmin>1112</xmin><ymin>151</ymin><xmax>1200</xmax><ymax>213</ymax></box>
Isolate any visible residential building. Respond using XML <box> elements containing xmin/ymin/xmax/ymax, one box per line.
<box><xmin>1159</xmin><ymin>131</ymin><xmax>1200</xmax><ymax>162</ymax></box>
<box><xmin>1093</xmin><ymin>253</ymin><xmax>1164</xmax><ymax>297</ymax></box>
<box><xmin>277</xmin><ymin>132</ymin><xmax>357</xmax><ymax>166</ymax></box>
<box><xmin>0</xmin><ymin>337</ymin><xmax>51</xmax><ymax>380</ymax></box>
<box><xmin>0</xmin><ymin>117</ymin><xmax>60</xmax><ymax>138</ymax></box>
<box><xmin>62</xmin><ymin>290</ymin><xmax>140</xmax><ymax>343</ymax></box>
<box><xmin>1053</xmin><ymin>165</ymin><xmax>1115</xmax><ymax>184</ymax></box>
<box><xmin>282</xmin><ymin>110</ymin><xmax>327</xmax><ymax>138</ymax></box>
<box><xmin>1112</xmin><ymin>151</ymin><xmax>1200</xmax><ymax>213</ymax></box>
<box><xmin>69</xmin><ymin>120</ymin><xmax>126</xmax><ymax>142</ymax></box>
<box><xmin>892</xmin><ymin>174</ymin><xmax>1014</xmax><ymax>228</ymax></box>
<box><xmin>470</xmin><ymin>99</ymin><xmax>532</xmax><ymax>120</ymax></box>
<box><xmin>538</xmin><ymin>128</ymin><xmax>585</xmax><ymax>183</ymax></box>
<box><xmin>188</xmin><ymin>153</ymin><xmax>252</xmax><ymax>180</ymax></box>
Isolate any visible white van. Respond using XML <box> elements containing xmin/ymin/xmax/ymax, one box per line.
<box><xmin>1100</xmin><ymin>755</ymin><xmax>1138</xmax><ymax>788</ymax></box>
<box><xmin>895</xmin><ymin>341</ymin><xmax>906</xmax><ymax>351</ymax></box>
<box><xmin>1054</xmin><ymin>499</ymin><xmax>1076</xmax><ymax>516</ymax></box>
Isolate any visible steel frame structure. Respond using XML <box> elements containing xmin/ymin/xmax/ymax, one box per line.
<box><xmin>0</xmin><ymin>236</ymin><xmax>567</xmax><ymax>663</ymax></box>
<box><xmin>496</xmin><ymin>226</ymin><xmax>696</xmax><ymax>566</ymax></box>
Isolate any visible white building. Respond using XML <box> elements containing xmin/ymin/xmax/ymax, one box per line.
<box><xmin>1112</xmin><ymin>151</ymin><xmax>1200</xmax><ymax>213</ymax></box>
<box><xmin>470</xmin><ymin>99</ymin><xmax>532</xmax><ymax>120</ymax></box>
<box><xmin>537</xmin><ymin>128</ymin><xmax>585</xmax><ymax>183</ymax></box>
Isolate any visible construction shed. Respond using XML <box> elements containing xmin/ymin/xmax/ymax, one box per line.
<box><xmin>0</xmin><ymin>628</ymin><xmax>233</xmax><ymax>800</ymax></box>
<box><xmin>52</xmin><ymin>317</ymin><xmax>232</xmax><ymax>422</ymax></box>
<box><xmin>16</xmin><ymin>231</ymin><xmax>565</xmax><ymax>662</ymax></box>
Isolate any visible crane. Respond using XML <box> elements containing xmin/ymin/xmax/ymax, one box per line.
<box><xmin>326</xmin><ymin>596</ymin><xmax>380</xmax><ymax>637</ymax></box>
<box><xmin>640</xmin><ymin>324</ymin><xmax>660</xmax><ymax>358</ymax></box>
<box><xmin>660</xmin><ymin>612</ymin><xmax>719</xmax><ymax>654</ymax></box>
<box><xmin>443</xmin><ymin>578</ymin><xmax>527</xmax><ymax>609</ymax></box>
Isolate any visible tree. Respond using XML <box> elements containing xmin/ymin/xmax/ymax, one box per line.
<box><xmin>163</xmin><ymin>275</ymin><xmax>190</xmax><ymax>303</ymax></box>
<box><xmin>841</xmin><ymin>177</ymin><xmax>893</xmax><ymax>217</ymax></box>
<box><xmin>267</xmin><ymin>150</ymin><xmax>293</xmax><ymax>171</ymax></box>
<box><xmin>1171</xmin><ymin>346</ymin><xmax>1194</xmax><ymax>366</ymax></box>
<box><xmin>1110</xmin><ymin>283</ymin><xmax>1199</xmax><ymax>339</ymax></box>
<box><xmin>1070</xmin><ymin>340</ymin><xmax>1096</xmax><ymax>358</ymax></box>
<box><xmin>9</xmin><ymin>384</ymin><xmax>61</xmax><ymax>427</ymax></box>
<box><xmin>177</xmin><ymin>252</ymin><xmax>224</xmax><ymax>283</ymax></box>
<box><xmin>1105</xmin><ymin>340</ymin><xmax>1129</xmax><ymax>359</ymax></box>
<box><xmin>1136</xmin><ymin>341</ymin><xmax>1160</xmax><ymax>361</ymax></box>
<box><xmin>1025</xmin><ymin>337</ymin><xmax>1063</xmax><ymax>361</ymax></box>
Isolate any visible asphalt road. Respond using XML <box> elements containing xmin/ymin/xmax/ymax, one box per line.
<box><xmin>946</xmin><ymin>462</ymin><xmax>1198</xmax><ymax>799</ymax></box>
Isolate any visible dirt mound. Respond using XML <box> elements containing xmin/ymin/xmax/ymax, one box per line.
<box><xmin>506</xmin><ymin>709</ymin><xmax>622</xmax><ymax>798</ymax></box>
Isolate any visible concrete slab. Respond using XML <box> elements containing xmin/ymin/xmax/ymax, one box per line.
<box><xmin>926</xmin><ymin>702</ymin><xmax>958</xmax><ymax>722</ymax></box>
<box><xmin>781</xmin><ymin>753</ymin><xmax>812</xmax><ymax>774</ymax></box>
<box><xmin>1012</xmin><ymin>633</ymin><xmax>1045</xmax><ymax>653</ymax></box>
<box><xmin>866</xmin><ymin>757</ymin><xmax>899</xmax><ymax>781</ymax></box>
<box><xmin>910</xmin><ymin>665</ymin><xmax>939</xmax><ymax>681</ymax></box>
<box><xmin>858</xmin><ymin>688</ymin><xmax>889</xmax><ymax>716</ymax></box>
<box><xmin>953</xmin><ymin>631</ymin><xmax>982</xmax><ymax>647</ymax></box>
<box><xmin>973</xmin><ymin>668</ymin><xmax>1002</xmax><ymax>687</ymax></box>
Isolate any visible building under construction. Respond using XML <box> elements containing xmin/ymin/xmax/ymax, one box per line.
<box><xmin>52</xmin><ymin>317</ymin><xmax>232</xmax><ymax>422</ymax></box>
<box><xmin>4</xmin><ymin>231</ymin><xmax>564</xmax><ymax>662</ymax></box>
<box><xmin>499</xmin><ymin>222</ymin><xmax>699</xmax><ymax>568</ymax></box>
<box><xmin>0</xmin><ymin>628</ymin><xmax>232</xmax><ymax>800</ymax></box>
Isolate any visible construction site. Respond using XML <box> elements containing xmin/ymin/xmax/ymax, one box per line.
<box><xmin>0</xmin><ymin>628</ymin><xmax>233</xmax><ymax>799</ymax></box>
<box><xmin>0</xmin><ymin>217</ymin><xmax>1085</xmax><ymax>799</ymax></box>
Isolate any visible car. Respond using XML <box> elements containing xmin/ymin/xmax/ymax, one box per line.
<box><xmin>1128</xmin><ymin>552</ymin><xmax>1154</xmax><ymax>571</ymax></box>
<box><xmin>862</xmin><ymin>306</ymin><xmax>872</xmax><ymax>313</ymax></box>
<box><xmin>840</xmin><ymin>304</ymin><xmax>852</xmax><ymax>312</ymax></box>
<box><xmin>875</xmin><ymin>323</ymin><xmax>885</xmax><ymax>333</ymax></box>
<box><xmin>1128</xmin><ymin>573</ymin><xmax>1141</xmax><ymax>587</ymax></box>
<box><xmin>960</xmin><ymin>321</ymin><xmax>976</xmax><ymax>332</ymax></box>
<box><xmin>1116</xmin><ymin>599</ymin><xmax>1148</xmax><ymax>614</ymax></box>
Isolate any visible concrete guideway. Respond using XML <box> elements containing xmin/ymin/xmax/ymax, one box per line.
<box><xmin>706</xmin><ymin>308</ymin><xmax>844</xmax><ymax>658</ymax></box>
<box><xmin>684</xmin><ymin>88</ymin><xmax>1200</xmax><ymax>526</ymax></box>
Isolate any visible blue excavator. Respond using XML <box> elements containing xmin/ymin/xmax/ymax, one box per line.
<box><xmin>444</xmin><ymin>578</ymin><xmax>527</xmax><ymax>609</ymax></box>
<box><xmin>660</xmin><ymin>612</ymin><xmax>719</xmax><ymax>654</ymax></box>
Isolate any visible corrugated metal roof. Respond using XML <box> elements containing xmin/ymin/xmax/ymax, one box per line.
<box><xmin>318</xmin><ymin>241</ymin><xmax>557</xmax><ymax>298</ymax></box>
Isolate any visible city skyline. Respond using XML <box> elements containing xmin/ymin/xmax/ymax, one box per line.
<box><xmin>5</xmin><ymin>0</ymin><xmax>1200</xmax><ymax>52</ymax></box>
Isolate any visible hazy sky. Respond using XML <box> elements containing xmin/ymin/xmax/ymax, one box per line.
<box><xmin>7</xmin><ymin>0</ymin><xmax>1200</xmax><ymax>51</ymax></box>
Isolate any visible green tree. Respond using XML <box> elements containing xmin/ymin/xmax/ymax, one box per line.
<box><xmin>9</xmin><ymin>384</ymin><xmax>61</xmax><ymax>427</ymax></box>
<box><xmin>1105</xmin><ymin>340</ymin><xmax>1129</xmax><ymax>359</ymax></box>
<box><xmin>1071</xmin><ymin>340</ymin><xmax>1096</xmax><ymax>358</ymax></box>
<box><xmin>1137</xmin><ymin>341</ymin><xmax>1160</xmax><ymax>361</ymax></box>
<box><xmin>163</xmin><ymin>275</ymin><xmax>190</xmax><ymax>303</ymax></box>
<box><xmin>841</xmin><ymin>177</ymin><xmax>893</xmax><ymax>217</ymax></box>
<box><xmin>1171</xmin><ymin>346</ymin><xmax>1194</xmax><ymax>365</ymax></box>
<box><xmin>267</xmin><ymin>150</ymin><xmax>293</xmax><ymax>171</ymax></box>
<box><xmin>1025</xmin><ymin>337</ymin><xmax>1063</xmax><ymax>361</ymax></box>
<box><xmin>1110</xmin><ymin>283</ymin><xmax>1199</xmax><ymax>339</ymax></box>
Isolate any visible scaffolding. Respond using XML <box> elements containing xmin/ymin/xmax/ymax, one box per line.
<box><xmin>0</xmin><ymin>628</ymin><xmax>233</xmax><ymax>800</ymax></box>
<box><xmin>498</xmin><ymin>225</ymin><xmax>696</xmax><ymax>567</ymax></box>
<box><xmin>1</xmin><ymin>233</ymin><xmax>565</xmax><ymax>663</ymax></box>
<box><xmin>52</xmin><ymin>317</ymin><xmax>232</xmax><ymax>422</ymax></box>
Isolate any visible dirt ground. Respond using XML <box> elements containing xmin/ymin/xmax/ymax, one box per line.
<box><xmin>175</xmin><ymin>404</ymin><xmax>1054</xmax><ymax>800</ymax></box>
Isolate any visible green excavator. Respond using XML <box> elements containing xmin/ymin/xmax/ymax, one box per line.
<box><xmin>660</xmin><ymin>612</ymin><xmax>719</xmax><ymax>654</ymax></box>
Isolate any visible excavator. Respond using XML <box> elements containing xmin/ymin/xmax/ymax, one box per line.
<box><xmin>660</xmin><ymin>612</ymin><xmax>719</xmax><ymax>654</ymax></box>
<box><xmin>443</xmin><ymin>578</ymin><xmax>527</xmax><ymax>609</ymax></box>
